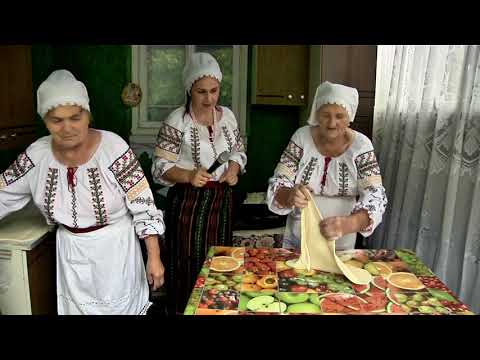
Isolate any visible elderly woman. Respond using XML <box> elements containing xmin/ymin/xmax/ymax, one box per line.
<box><xmin>152</xmin><ymin>52</ymin><xmax>247</xmax><ymax>312</ymax></box>
<box><xmin>0</xmin><ymin>70</ymin><xmax>165</xmax><ymax>315</ymax></box>
<box><xmin>267</xmin><ymin>81</ymin><xmax>387</xmax><ymax>251</ymax></box>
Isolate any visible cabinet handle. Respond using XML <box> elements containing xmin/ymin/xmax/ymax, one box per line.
<box><xmin>0</xmin><ymin>134</ymin><xmax>7</xmax><ymax>141</ymax></box>
<box><xmin>11</xmin><ymin>133</ymin><xmax>17</xmax><ymax>138</ymax></box>
<box><xmin>300</xmin><ymin>95</ymin><xmax>305</xmax><ymax>100</ymax></box>
<box><xmin>287</xmin><ymin>94</ymin><xmax>293</xmax><ymax>100</ymax></box>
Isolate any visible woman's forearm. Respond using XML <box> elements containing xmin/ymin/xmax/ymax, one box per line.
<box><xmin>144</xmin><ymin>235</ymin><xmax>161</xmax><ymax>258</ymax></box>
<box><xmin>227</xmin><ymin>161</ymin><xmax>241</xmax><ymax>175</ymax></box>
<box><xmin>346</xmin><ymin>209</ymin><xmax>370</xmax><ymax>233</ymax></box>
<box><xmin>162</xmin><ymin>166</ymin><xmax>193</xmax><ymax>184</ymax></box>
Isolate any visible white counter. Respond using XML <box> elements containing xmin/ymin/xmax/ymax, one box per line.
<box><xmin>0</xmin><ymin>202</ymin><xmax>54</xmax><ymax>251</ymax></box>
<box><xmin>0</xmin><ymin>203</ymin><xmax>56</xmax><ymax>315</ymax></box>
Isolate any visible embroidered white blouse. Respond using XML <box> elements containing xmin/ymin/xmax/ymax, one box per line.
<box><xmin>152</xmin><ymin>106</ymin><xmax>247</xmax><ymax>186</ymax></box>
<box><xmin>267</xmin><ymin>125</ymin><xmax>387</xmax><ymax>240</ymax></box>
<box><xmin>0</xmin><ymin>130</ymin><xmax>164</xmax><ymax>238</ymax></box>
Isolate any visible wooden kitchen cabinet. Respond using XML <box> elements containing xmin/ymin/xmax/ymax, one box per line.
<box><xmin>0</xmin><ymin>46</ymin><xmax>37</xmax><ymax>151</ymax></box>
<box><xmin>320</xmin><ymin>45</ymin><xmax>377</xmax><ymax>95</ymax></box>
<box><xmin>27</xmin><ymin>233</ymin><xmax>57</xmax><ymax>315</ymax></box>
<box><xmin>252</xmin><ymin>45</ymin><xmax>309</xmax><ymax>106</ymax></box>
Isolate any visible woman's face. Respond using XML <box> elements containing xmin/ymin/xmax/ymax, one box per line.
<box><xmin>44</xmin><ymin>105</ymin><xmax>90</xmax><ymax>150</ymax></box>
<box><xmin>191</xmin><ymin>76</ymin><xmax>220</xmax><ymax>112</ymax></box>
<box><xmin>315</xmin><ymin>104</ymin><xmax>350</xmax><ymax>140</ymax></box>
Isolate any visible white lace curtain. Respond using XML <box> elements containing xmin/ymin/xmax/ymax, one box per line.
<box><xmin>371</xmin><ymin>45</ymin><xmax>480</xmax><ymax>313</ymax></box>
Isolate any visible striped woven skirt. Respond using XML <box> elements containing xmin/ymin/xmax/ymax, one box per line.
<box><xmin>165</xmin><ymin>181</ymin><xmax>233</xmax><ymax>313</ymax></box>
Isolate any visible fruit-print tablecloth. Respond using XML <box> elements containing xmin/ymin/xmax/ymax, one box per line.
<box><xmin>184</xmin><ymin>246</ymin><xmax>475</xmax><ymax>315</ymax></box>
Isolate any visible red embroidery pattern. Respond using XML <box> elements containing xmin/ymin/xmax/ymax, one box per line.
<box><xmin>301</xmin><ymin>157</ymin><xmax>318</xmax><ymax>185</ymax></box>
<box><xmin>109</xmin><ymin>148</ymin><xmax>146</xmax><ymax>194</ymax></box>
<box><xmin>1</xmin><ymin>152</ymin><xmax>35</xmax><ymax>186</ymax></box>
<box><xmin>355</xmin><ymin>150</ymin><xmax>381</xmax><ymax>180</ymax></box>
<box><xmin>233</xmin><ymin>128</ymin><xmax>245</xmax><ymax>152</ymax></box>
<box><xmin>222</xmin><ymin>126</ymin><xmax>234</xmax><ymax>153</ymax></box>
<box><xmin>156</xmin><ymin>123</ymin><xmax>183</xmax><ymax>155</ymax></box>
<box><xmin>43</xmin><ymin>168</ymin><xmax>59</xmax><ymax>224</ymax></box>
<box><xmin>338</xmin><ymin>162</ymin><xmax>349</xmax><ymax>196</ymax></box>
<box><xmin>87</xmin><ymin>168</ymin><xmax>108</xmax><ymax>226</ymax></box>
<box><xmin>320</xmin><ymin>157</ymin><xmax>332</xmax><ymax>195</ymax></box>
<box><xmin>190</xmin><ymin>127</ymin><xmax>201</xmax><ymax>169</ymax></box>
<box><xmin>279</xmin><ymin>141</ymin><xmax>303</xmax><ymax>176</ymax></box>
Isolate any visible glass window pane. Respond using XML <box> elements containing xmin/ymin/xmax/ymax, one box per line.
<box><xmin>147</xmin><ymin>106</ymin><xmax>177</xmax><ymax>123</ymax></box>
<box><xmin>195</xmin><ymin>45</ymin><xmax>233</xmax><ymax>107</ymax></box>
<box><xmin>147</xmin><ymin>45</ymin><xmax>186</xmax><ymax>110</ymax></box>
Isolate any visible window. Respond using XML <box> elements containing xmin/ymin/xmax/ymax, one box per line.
<box><xmin>131</xmin><ymin>45</ymin><xmax>248</xmax><ymax>144</ymax></box>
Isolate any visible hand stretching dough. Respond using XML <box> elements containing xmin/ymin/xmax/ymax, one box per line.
<box><xmin>287</xmin><ymin>191</ymin><xmax>372</xmax><ymax>285</ymax></box>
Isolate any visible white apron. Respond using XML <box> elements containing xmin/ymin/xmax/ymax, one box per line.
<box><xmin>56</xmin><ymin>215</ymin><xmax>151</xmax><ymax>315</ymax></box>
<box><xmin>283</xmin><ymin>195</ymin><xmax>357</xmax><ymax>251</ymax></box>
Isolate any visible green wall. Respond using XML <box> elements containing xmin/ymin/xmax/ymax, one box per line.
<box><xmin>239</xmin><ymin>105</ymin><xmax>300</xmax><ymax>193</ymax></box>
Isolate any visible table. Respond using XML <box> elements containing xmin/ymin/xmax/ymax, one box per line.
<box><xmin>184</xmin><ymin>246</ymin><xmax>474</xmax><ymax>315</ymax></box>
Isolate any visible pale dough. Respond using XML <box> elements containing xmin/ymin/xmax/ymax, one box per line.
<box><xmin>287</xmin><ymin>192</ymin><xmax>372</xmax><ymax>285</ymax></box>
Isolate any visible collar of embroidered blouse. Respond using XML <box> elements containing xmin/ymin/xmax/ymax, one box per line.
<box><xmin>190</xmin><ymin>105</ymin><xmax>217</xmax><ymax>143</ymax></box>
<box><xmin>190</xmin><ymin>103</ymin><xmax>216</xmax><ymax>126</ymax></box>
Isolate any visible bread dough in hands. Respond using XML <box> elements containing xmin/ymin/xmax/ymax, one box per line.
<box><xmin>286</xmin><ymin>191</ymin><xmax>372</xmax><ymax>285</ymax></box>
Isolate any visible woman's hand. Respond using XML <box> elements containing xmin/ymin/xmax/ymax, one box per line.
<box><xmin>146</xmin><ymin>255</ymin><xmax>165</xmax><ymax>291</ymax></box>
<box><xmin>319</xmin><ymin>210</ymin><xmax>370</xmax><ymax>241</ymax></box>
<box><xmin>143</xmin><ymin>235</ymin><xmax>165</xmax><ymax>290</ymax></box>
<box><xmin>287</xmin><ymin>184</ymin><xmax>313</xmax><ymax>208</ymax></box>
<box><xmin>219</xmin><ymin>171</ymin><xmax>238</xmax><ymax>186</ymax></box>
<box><xmin>319</xmin><ymin>216</ymin><xmax>350</xmax><ymax>241</ymax></box>
<box><xmin>189</xmin><ymin>167</ymin><xmax>212</xmax><ymax>187</ymax></box>
<box><xmin>219</xmin><ymin>161</ymin><xmax>240</xmax><ymax>186</ymax></box>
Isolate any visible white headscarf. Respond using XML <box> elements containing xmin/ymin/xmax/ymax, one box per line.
<box><xmin>183</xmin><ymin>52</ymin><xmax>223</xmax><ymax>94</ymax></box>
<box><xmin>307</xmin><ymin>81</ymin><xmax>359</xmax><ymax>126</ymax></box>
<box><xmin>37</xmin><ymin>69</ymin><xmax>90</xmax><ymax>118</ymax></box>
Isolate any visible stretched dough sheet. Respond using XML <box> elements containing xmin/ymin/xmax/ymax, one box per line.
<box><xmin>289</xmin><ymin>192</ymin><xmax>372</xmax><ymax>285</ymax></box>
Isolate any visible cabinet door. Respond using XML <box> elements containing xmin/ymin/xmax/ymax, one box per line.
<box><xmin>0</xmin><ymin>46</ymin><xmax>36</xmax><ymax>150</ymax></box>
<box><xmin>321</xmin><ymin>45</ymin><xmax>376</xmax><ymax>94</ymax></box>
<box><xmin>255</xmin><ymin>45</ymin><xmax>286</xmax><ymax>98</ymax></box>
<box><xmin>0</xmin><ymin>46</ymin><xmax>34</xmax><ymax>128</ymax></box>
<box><xmin>253</xmin><ymin>45</ymin><xmax>309</xmax><ymax>106</ymax></box>
<box><xmin>0</xmin><ymin>48</ymin><xmax>10</xmax><ymax>129</ymax></box>
<box><xmin>27</xmin><ymin>233</ymin><xmax>57</xmax><ymax>315</ymax></box>
<box><xmin>283</xmin><ymin>45</ymin><xmax>309</xmax><ymax>104</ymax></box>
